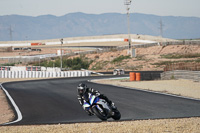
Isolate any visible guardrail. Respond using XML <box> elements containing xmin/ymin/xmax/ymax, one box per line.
<box><xmin>0</xmin><ymin>70</ymin><xmax>91</xmax><ymax>78</ymax></box>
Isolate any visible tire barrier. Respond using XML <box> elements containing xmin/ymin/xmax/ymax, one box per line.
<box><xmin>113</xmin><ymin>69</ymin><xmax>125</xmax><ymax>75</ymax></box>
<box><xmin>0</xmin><ymin>71</ymin><xmax>91</xmax><ymax>78</ymax></box>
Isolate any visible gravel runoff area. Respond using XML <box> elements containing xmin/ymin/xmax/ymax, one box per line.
<box><xmin>0</xmin><ymin>78</ymin><xmax>200</xmax><ymax>133</ymax></box>
<box><xmin>94</xmin><ymin>78</ymin><xmax>200</xmax><ymax>100</ymax></box>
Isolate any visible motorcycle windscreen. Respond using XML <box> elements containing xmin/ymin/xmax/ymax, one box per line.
<box><xmin>89</xmin><ymin>95</ymin><xmax>96</xmax><ymax>105</ymax></box>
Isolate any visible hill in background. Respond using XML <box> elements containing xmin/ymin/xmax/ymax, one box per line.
<box><xmin>0</xmin><ymin>12</ymin><xmax>200</xmax><ymax>41</ymax></box>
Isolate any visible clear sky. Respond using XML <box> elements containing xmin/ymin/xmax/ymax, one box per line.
<box><xmin>0</xmin><ymin>0</ymin><xmax>200</xmax><ymax>17</ymax></box>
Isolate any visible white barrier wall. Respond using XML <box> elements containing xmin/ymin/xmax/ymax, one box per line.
<box><xmin>10</xmin><ymin>66</ymin><xmax>26</xmax><ymax>71</ymax></box>
<box><xmin>8</xmin><ymin>67</ymin><xmax>61</xmax><ymax>72</ymax></box>
<box><xmin>0</xmin><ymin>35</ymin><xmax>161</xmax><ymax>48</ymax></box>
<box><xmin>0</xmin><ymin>43</ymin><xmax>31</xmax><ymax>47</ymax></box>
<box><xmin>0</xmin><ymin>71</ymin><xmax>91</xmax><ymax>78</ymax></box>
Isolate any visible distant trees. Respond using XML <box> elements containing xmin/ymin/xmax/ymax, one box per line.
<box><xmin>34</xmin><ymin>56</ymin><xmax>92</xmax><ymax>70</ymax></box>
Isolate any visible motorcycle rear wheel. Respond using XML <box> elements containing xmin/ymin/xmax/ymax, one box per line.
<box><xmin>111</xmin><ymin>109</ymin><xmax>121</xmax><ymax>120</ymax></box>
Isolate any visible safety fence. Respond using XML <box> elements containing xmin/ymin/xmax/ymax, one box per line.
<box><xmin>161</xmin><ymin>70</ymin><xmax>200</xmax><ymax>82</ymax></box>
<box><xmin>0</xmin><ymin>70</ymin><xmax>91</xmax><ymax>79</ymax></box>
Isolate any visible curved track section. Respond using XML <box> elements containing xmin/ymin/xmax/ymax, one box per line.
<box><xmin>1</xmin><ymin>76</ymin><xmax>200</xmax><ymax>125</ymax></box>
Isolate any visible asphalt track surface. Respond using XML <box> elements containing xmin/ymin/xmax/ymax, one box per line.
<box><xmin>1</xmin><ymin>75</ymin><xmax>200</xmax><ymax>125</ymax></box>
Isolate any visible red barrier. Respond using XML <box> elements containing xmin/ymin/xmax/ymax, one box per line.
<box><xmin>31</xmin><ymin>43</ymin><xmax>42</xmax><ymax>46</ymax></box>
<box><xmin>124</xmin><ymin>39</ymin><xmax>129</xmax><ymax>42</ymax></box>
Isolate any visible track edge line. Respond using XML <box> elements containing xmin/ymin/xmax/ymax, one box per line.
<box><xmin>0</xmin><ymin>83</ymin><xmax>23</xmax><ymax>125</ymax></box>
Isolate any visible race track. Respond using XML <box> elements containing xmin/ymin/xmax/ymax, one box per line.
<box><xmin>1</xmin><ymin>76</ymin><xmax>200</xmax><ymax>125</ymax></box>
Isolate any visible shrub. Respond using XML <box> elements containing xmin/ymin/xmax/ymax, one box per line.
<box><xmin>91</xmin><ymin>61</ymin><xmax>109</xmax><ymax>70</ymax></box>
<box><xmin>33</xmin><ymin>57</ymin><xmax>92</xmax><ymax>70</ymax></box>
<box><xmin>0</xmin><ymin>63</ymin><xmax>15</xmax><ymax>66</ymax></box>
<box><xmin>161</xmin><ymin>53</ymin><xmax>200</xmax><ymax>59</ymax></box>
<box><xmin>112</xmin><ymin>55</ymin><xmax>131</xmax><ymax>63</ymax></box>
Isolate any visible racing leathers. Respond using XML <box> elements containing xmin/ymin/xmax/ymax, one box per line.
<box><xmin>77</xmin><ymin>87</ymin><xmax>113</xmax><ymax>116</ymax></box>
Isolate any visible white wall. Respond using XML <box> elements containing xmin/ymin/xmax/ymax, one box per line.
<box><xmin>10</xmin><ymin>66</ymin><xmax>26</xmax><ymax>71</ymax></box>
<box><xmin>0</xmin><ymin>36</ymin><xmax>160</xmax><ymax>47</ymax></box>
<box><xmin>0</xmin><ymin>70</ymin><xmax>90</xmax><ymax>78</ymax></box>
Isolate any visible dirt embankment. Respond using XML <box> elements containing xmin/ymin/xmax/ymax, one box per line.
<box><xmin>94</xmin><ymin>79</ymin><xmax>200</xmax><ymax>99</ymax></box>
<box><xmin>1</xmin><ymin>43</ymin><xmax>200</xmax><ymax>71</ymax></box>
<box><xmin>0</xmin><ymin>118</ymin><xmax>200</xmax><ymax>133</ymax></box>
<box><xmin>0</xmin><ymin>88</ymin><xmax>14</xmax><ymax>124</ymax></box>
<box><xmin>81</xmin><ymin>45</ymin><xmax>200</xmax><ymax>71</ymax></box>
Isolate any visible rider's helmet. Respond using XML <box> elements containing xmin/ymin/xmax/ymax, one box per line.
<box><xmin>77</xmin><ymin>83</ymin><xmax>87</xmax><ymax>95</ymax></box>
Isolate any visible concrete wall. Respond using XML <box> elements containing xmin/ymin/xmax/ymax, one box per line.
<box><xmin>0</xmin><ymin>34</ymin><xmax>176</xmax><ymax>47</ymax></box>
<box><xmin>0</xmin><ymin>70</ymin><xmax>91</xmax><ymax>78</ymax></box>
<box><xmin>161</xmin><ymin>70</ymin><xmax>200</xmax><ymax>82</ymax></box>
<box><xmin>3</xmin><ymin>66</ymin><xmax>62</xmax><ymax>72</ymax></box>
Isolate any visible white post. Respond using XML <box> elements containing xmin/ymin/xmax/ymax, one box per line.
<box><xmin>35</xmin><ymin>71</ymin><xmax>39</xmax><ymax>78</ymax></box>
<box><xmin>42</xmin><ymin>71</ymin><xmax>46</xmax><ymax>78</ymax></box>
<box><xmin>45</xmin><ymin>71</ymin><xmax>48</xmax><ymax>78</ymax></box>
<box><xmin>5</xmin><ymin>71</ymin><xmax>8</xmax><ymax>78</ymax></box>
<box><xmin>61</xmin><ymin>72</ymin><xmax>64</xmax><ymax>77</ymax></box>
<box><xmin>74</xmin><ymin>71</ymin><xmax>78</xmax><ymax>77</ymax></box>
<box><xmin>15</xmin><ymin>71</ymin><xmax>19</xmax><ymax>78</ymax></box>
<box><xmin>82</xmin><ymin>71</ymin><xmax>86</xmax><ymax>77</ymax></box>
<box><xmin>32</xmin><ymin>71</ymin><xmax>36</xmax><ymax>78</ymax></box>
<box><xmin>8</xmin><ymin>71</ymin><xmax>11</xmax><ymax>78</ymax></box>
<box><xmin>28</xmin><ymin>71</ymin><xmax>32</xmax><ymax>78</ymax></box>
<box><xmin>11</xmin><ymin>71</ymin><xmax>15</xmax><ymax>78</ymax></box>
<box><xmin>22</xmin><ymin>71</ymin><xmax>25</xmax><ymax>78</ymax></box>
<box><xmin>53</xmin><ymin>72</ymin><xmax>56</xmax><ymax>77</ymax></box>
<box><xmin>49</xmin><ymin>72</ymin><xmax>53</xmax><ymax>78</ymax></box>
<box><xmin>38</xmin><ymin>71</ymin><xmax>42</xmax><ymax>78</ymax></box>
<box><xmin>78</xmin><ymin>71</ymin><xmax>81</xmax><ymax>77</ymax></box>
<box><xmin>3</xmin><ymin>71</ymin><xmax>5</xmax><ymax>78</ymax></box>
<box><xmin>25</xmin><ymin>71</ymin><xmax>29</xmax><ymax>78</ymax></box>
<box><xmin>56</xmin><ymin>72</ymin><xmax>60</xmax><ymax>77</ymax></box>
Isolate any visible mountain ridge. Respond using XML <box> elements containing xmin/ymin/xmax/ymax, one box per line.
<box><xmin>0</xmin><ymin>12</ymin><xmax>200</xmax><ymax>41</ymax></box>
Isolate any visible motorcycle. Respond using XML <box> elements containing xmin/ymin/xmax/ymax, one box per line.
<box><xmin>82</xmin><ymin>93</ymin><xmax>121</xmax><ymax>121</ymax></box>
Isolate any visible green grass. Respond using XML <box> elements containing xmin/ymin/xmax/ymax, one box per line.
<box><xmin>91</xmin><ymin>61</ymin><xmax>109</xmax><ymax>70</ymax></box>
<box><xmin>112</xmin><ymin>55</ymin><xmax>131</xmax><ymax>63</ymax></box>
<box><xmin>161</xmin><ymin>53</ymin><xmax>200</xmax><ymax>59</ymax></box>
<box><xmin>0</xmin><ymin>63</ymin><xmax>15</xmax><ymax>66</ymax></box>
<box><xmin>33</xmin><ymin>56</ymin><xmax>92</xmax><ymax>70</ymax></box>
<box><xmin>152</xmin><ymin>59</ymin><xmax>200</xmax><ymax>66</ymax></box>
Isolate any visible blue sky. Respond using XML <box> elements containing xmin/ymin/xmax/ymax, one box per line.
<box><xmin>0</xmin><ymin>0</ymin><xmax>200</xmax><ymax>17</ymax></box>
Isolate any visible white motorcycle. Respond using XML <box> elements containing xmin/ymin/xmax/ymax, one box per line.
<box><xmin>82</xmin><ymin>93</ymin><xmax>121</xmax><ymax>121</ymax></box>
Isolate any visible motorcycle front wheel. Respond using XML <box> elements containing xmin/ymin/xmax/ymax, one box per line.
<box><xmin>92</xmin><ymin>106</ymin><xmax>107</xmax><ymax>121</ymax></box>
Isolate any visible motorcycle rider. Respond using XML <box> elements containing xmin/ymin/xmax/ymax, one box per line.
<box><xmin>77</xmin><ymin>83</ymin><xmax>115</xmax><ymax>116</ymax></box>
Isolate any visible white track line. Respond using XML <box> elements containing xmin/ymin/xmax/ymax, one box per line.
<box><xmin>0</xmin><ymin>84</ymin><xmax>23</xmax><ymax>125</ymax></box>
